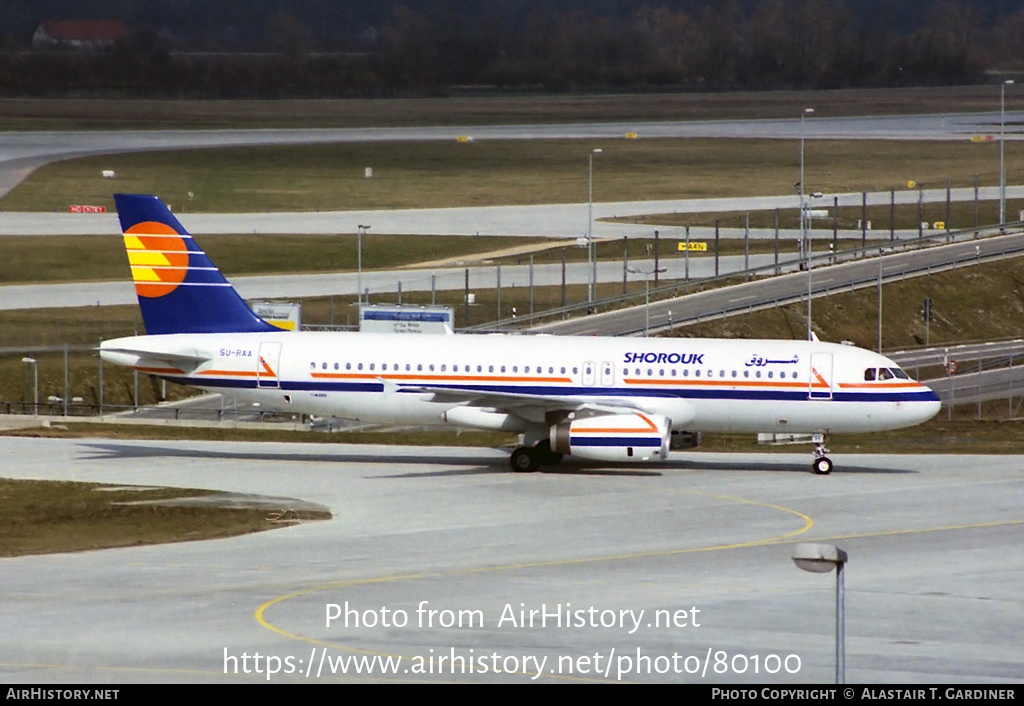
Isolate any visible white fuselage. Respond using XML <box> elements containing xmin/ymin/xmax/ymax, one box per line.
<box><xmin>100</xmin><ymin>331</ymin><xmax>942</xmax><ymax>436</ymax></box>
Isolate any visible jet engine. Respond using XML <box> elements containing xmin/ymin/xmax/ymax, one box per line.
<box><xmin>550</xmin><ymin>413</ymin><xmax>671</xmax><ymax>462</ymax></box>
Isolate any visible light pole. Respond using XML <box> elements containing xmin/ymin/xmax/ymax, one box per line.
<box><xmin>21</xmin><ymin>357</ymin><xmax>37</xmax><ymax>414</ymax></box>
<box><xmin>1001</xmin><ymin>80</ymin><xmax>1014</xmax><ymax>224</ymax></box>
<box><xmin>356</xmin><ymin>224</ymin><xmax>370</xmax><ymax>306</ymax></box>
<box><xmin>587</xmin><ymin>149</ymin><xmax>602</xmax><ymax>303</ymax></box>
<box><xmin>627</xmin><ymin>265</ymin><xmax>666</xmax><ymax>336</ymax></box>
<box><xmin>800</xmin><ymin>108</ymin><xmax>814</xmax><ymax>339</ymax></box>
<box><xmin>792</xmin><ymin>543</ymin><xmax>848</xmax><ymax>684</ymax></box>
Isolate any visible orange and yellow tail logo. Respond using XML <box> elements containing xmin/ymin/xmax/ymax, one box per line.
<box><xmin>123</xmin><ymin>221</ymin><xmax>190</xmax><ymax>298</ymax></box>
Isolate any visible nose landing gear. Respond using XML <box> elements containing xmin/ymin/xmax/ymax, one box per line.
<box><xmin>812</xmin><ymin>434</ymin><xmax>833</xmax><ymax>475</ymax></box>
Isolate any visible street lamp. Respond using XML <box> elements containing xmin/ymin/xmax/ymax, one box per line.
<box><xmin>800</xmin><ymin>108</ymin><xmax>814</xmax><ymax>339</ymax></box>
<box><xmin>1001</xmin><ymin>80</ymin><xmax>1014</xmax><ymax>224</ymax></box>
<box><xmin>792</xmin><ymin>543</ymin><xmax>848</xmax><ymax>684</ymax></box>
<box><xmin>627</xmin><ymin>265</ymin><xmax>666</xmax><ymax>336</ymax></box>
<box><xmin>587</xmin><ymin>149</ymin><xmax>603</xmax><ymax>303</ymax></box>
<box><xmin>356</xmin><ymin>224</ymin><xmax>370</xmax><ymax>306</ymax></box>
<box><xmin>21</xmin><ymin>357</ymin><xmax>38</xmax><ymax>414</ymax></box>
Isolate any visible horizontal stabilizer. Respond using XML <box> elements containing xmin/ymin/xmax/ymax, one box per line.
<box><xmin>99</xmin><ymin>339</ymin><xmax>214</xmax><ymax>374</ymax></box>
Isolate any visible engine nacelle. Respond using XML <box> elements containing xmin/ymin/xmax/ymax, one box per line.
<box><xmin>550</xmin><ymin>413</ymin><xmax>671</xmax><ymax>462</ymax></box>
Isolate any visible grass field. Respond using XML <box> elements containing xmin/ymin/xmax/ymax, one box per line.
<box><xmin>0</xmin><ymin>478</ymin><xmax>330</xmax><ymax>557</ymax></box>
<box><xmin>3</xmin><ymin>86</ymin><xmax>1024</xmax><ymax>131</ymax></box>
<box><xmin>4</xmin><ymin>138</ymin><xmax>1023</xmax><ymax>216</ymax></box>
<box><xmin>0</xmin><ymin>232</ymin><xmax>560</xmax><ymax>285</ymax></box>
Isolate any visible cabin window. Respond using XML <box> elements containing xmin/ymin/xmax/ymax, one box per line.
<box><xmin>780</xmin><ymin>371</ymin><xmax>786</xmax><ymax>379</ymax></box>
<box><xmin>309</xmin><ymin>362</ymin><xmax>315</xmax><ymax>370</ymax></box>
<box><xmin>767</xmin><ymin>371</ymin><xmax>773</xmax><ymax>378</ymax></box>
<box><xmin>501</xmin><ymin>365</ymin><xmax>506</xmax><ymax>373</ymax></box>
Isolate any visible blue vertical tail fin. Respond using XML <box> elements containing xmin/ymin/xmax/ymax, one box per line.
<box><xmin>114</xmin><ymin>194</ymin><xmax>277</xmax><ymax>335</ymax></box>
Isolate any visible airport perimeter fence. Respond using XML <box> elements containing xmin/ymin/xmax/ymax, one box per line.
<box><xmin>0</xmin><ymin>398</ymin><xmax>323</xmax><ymax>430</ymax></box>
<box><xmin>610</xmin><ymin>225</ymin><xmax>1024</xmax><ymax>339</ymax></box>
<box><xmin>473</xmin><ymin>219</ymin><xmax>1024</xmax><ymax>334</ymax></box>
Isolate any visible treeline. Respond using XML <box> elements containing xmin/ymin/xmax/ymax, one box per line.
<box><xmin>3</xmin><ymin>0</ymin><xmax>1024</xmax><ymax>98</ymax></box>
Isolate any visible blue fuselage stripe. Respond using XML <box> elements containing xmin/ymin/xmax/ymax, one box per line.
<box><xmin>161</xmin><ymin>376</ymin><xmax>939</xmax><ymax>404</ymax></box>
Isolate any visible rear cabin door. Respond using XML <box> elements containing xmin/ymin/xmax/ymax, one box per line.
<box><xmin>257</xmin><ymin>341</ymin><xmax>282</xmax><ymax>389</ymax></box>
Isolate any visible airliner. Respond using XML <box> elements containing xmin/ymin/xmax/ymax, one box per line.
<box><xmin>99</xmin><ymin>194</ymin><xmax>942</xmax><ymax>474</ymax></box>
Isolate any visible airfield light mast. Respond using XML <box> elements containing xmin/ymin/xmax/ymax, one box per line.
<box><xmin>792</xmin><ymin>543</ymin><xmax>848</xmax><ymax>684</ymax></box>
<box><xmin>1001</xmin><ymin>80</ymin><xmax>1014</xmax><ymax>225</ymax></box>
<box><xmin>801</xmin><ymin>108</ymin><xmax>814</xmax><ymax>339</ymax></box>
<box><xmin>588</xmin><ymin>149</ymin><xmax>602</xmax><ymax>304</ymax></box>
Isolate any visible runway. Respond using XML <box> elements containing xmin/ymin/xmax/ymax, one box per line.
<box><xmin>0</xmin><ymin>436</ymin><xmax>1020</xmax><ymax>683</ymax></box>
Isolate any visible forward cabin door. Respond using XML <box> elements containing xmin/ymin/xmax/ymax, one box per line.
<box><xmin>809</xmin><ymin>352</ymin><xmax>833</xmax><ymax>400</ymax></box>
<box><xmin>257</xmin><ymin>341</ymin><xmax>282</xmax><ymax>388</ymax></box>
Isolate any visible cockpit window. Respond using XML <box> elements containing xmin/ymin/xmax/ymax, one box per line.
<box><xmin>891</xmin><ymin>368</ymin><xmax>910</xmax><ymax>380</ymax></box>
<box><xmin>864</xmin><ymin>368</ymin><xmax>876</xmax><ymax>381</ymax></box>
<box><xmin>878</xmin><ymin>368</ymin><xmax>895</xmax><ymax>380</ymax></box>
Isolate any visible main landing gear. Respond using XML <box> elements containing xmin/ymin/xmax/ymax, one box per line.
<box><xmin>509</xmin><ymin>440</ymin><xmax>563</xmax><ymax>472</ymax></box>
<box><xmin>812</xmin><ymin>435</ymin><xmax>833</xmax><ymax>475</ymax></box>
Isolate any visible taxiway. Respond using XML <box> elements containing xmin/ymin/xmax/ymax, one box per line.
<box><xmin>0</xmin><ymin>436</ymin><xmax>1020</xmax><ymax>683</ymax></box>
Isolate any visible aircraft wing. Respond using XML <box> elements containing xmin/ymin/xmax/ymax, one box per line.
<box><xmin>398</xmin><ymin>383</ymin><xmax>663</xmax><ymax>423</ymax></box>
